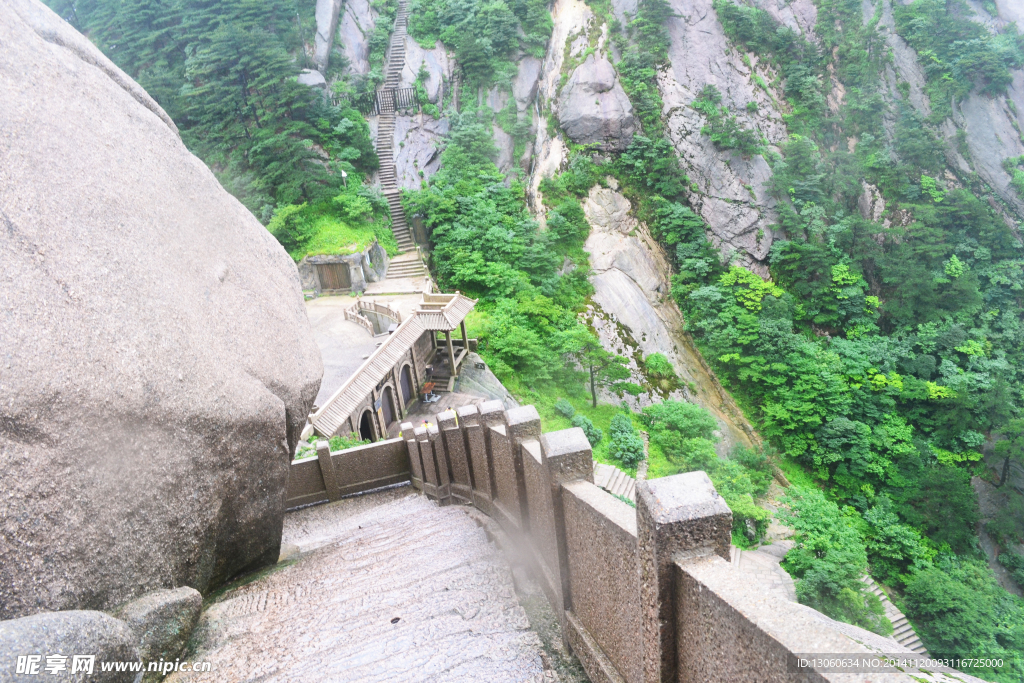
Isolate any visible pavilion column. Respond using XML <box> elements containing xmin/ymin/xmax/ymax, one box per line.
<box><xmin>445</xmin><ymin>330</ymin><xmax>456</xmax><ymax>377</ymax></box>
<box><xmin>460</xmin><ymin>320</ymin><xmax>468</xmax><ymax>351</ymax></box>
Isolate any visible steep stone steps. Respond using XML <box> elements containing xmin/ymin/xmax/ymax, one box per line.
<box><xmin>371</xmin><ymin>0</ymin><xmax>421</xmax><ymax>261</ymax></box>
<box><xmin>170</xmin><ymin>488</ymin><xmax>552</xmax><ymax>682</ymax></box>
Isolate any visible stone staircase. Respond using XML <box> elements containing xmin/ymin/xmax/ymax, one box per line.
<box><xmin>373</xmin><ymin>0</ymin><xmax>424</xmax><ymax>276</ymax></box>
<box><xmin>593</xmin><ymin>462</ymin><xmax>637</xmax><ymax>502</ymax></box>
<box><xmin>863</xmin><ymin>575</ymin><xmax>929</xmax><ymax>654</ymax></box>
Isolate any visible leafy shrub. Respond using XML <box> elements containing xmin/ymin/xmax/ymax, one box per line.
<box><xmin>778</xmin><ymin>489</ymin><xmax>891</xmax><ymax>635</ymax></box>
<box><xmin>571</xmin><ymin>414</ymin><xmax>603</xmax><ymax>446</ymax></box>
<box><xmin>609</xmin><ymin>414</ymin><xmax>645</xmax><ymax>467</ymax></box>
<box><xmin>554</xmin><ymin>398</ymin><xmax>576</xmax><ymax>419</ymax></box>
<box><xmin>999</xmin><ymin>552</ymin><xmax>1024</xmax><ymax>589</ymax></box>
<box><xmin>903</xmin><ymin>555</ymin><xmax>1024</xmax><ymax>681</ymax></box>
<box><xmin>329</xmin><ymin>433</ymin><xmax>370</xmax><ymax>450</ymax></box>
<box><xmin>693</xmin><ymin>85</ymin><xmax>763</xmax><ymax>156</ymax></box>
<box><xmin>644</xmin><ymin>353</ymin><xmax>675</xmax><ymax>379</ymax></box>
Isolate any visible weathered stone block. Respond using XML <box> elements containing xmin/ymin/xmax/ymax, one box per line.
<box><xmin>113</xmin><ymin>587</ymin><xmax>202</xmax><ymax>665</ymax></box>
<box><xmin>487</xmin><ymin>424</ymin><xmax>521</xmax><ymax>533</ymax></box>
<box><xmin>0</xmin><ymin>611</ymin><xmax>140</xmax><ymax>682</ymax></box>
<box><xmin>415</xmin><ymin>427</ymin><xmax>440</xmax><ymax>500</ymax></box>
<box><xmin>458</xmin><ymin>405</ymin><xmax>492</xmax><ymax>514</ymax></box>
<box><xmin>401</xmin><ymin>422</ymin><xmax>424</xmax><ymax>489</ymax></box>
<box><xmin>637</xmin><ymin>471</ymin><xmax>732</xmax><ymax>683</ymax></box>
<box><xmin>563</xmin><ymin>480</ymin><xmax>641</xmax><ymax>683</ymax></box>
<box><xmin>426</xmin><ymin>424</ymin><xmax>452</xmax><ymax>505</ymax></box>
<box><xmin>438</xmin><ymin>409</ymin><xmax>472</xmax><ymax>503</ymax></box>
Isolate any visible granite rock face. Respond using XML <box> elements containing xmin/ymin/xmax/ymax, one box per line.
<box><xmin>657</xmin><ymin>0</ymin><xmax>791</xmax><ymax>272</ymax></box>
<box><xmin>314</xmin><ymin>0</ymin><xmax>344</xmax><ymax>72</ymax></box>
<box><xmin>583</xmin><ymin>186</ymin><xmax>757</xmax><ymax>455</ymax></box>
<box><xmin>0</xmin><ymin>0</ymin><xmax>323</xmax><ymax>619</ymax></box>
<box><xmin>336</xmin><ymin>0</ymin><xmax>377</xmax><ymax>75</ymax></box>
<box><xmin>0</xmin><ymin>611</ymin><xmax>140</xmax><ymax>682</ymax></box>
<box><xmin>558</xmin><ymin>54</ymin><xmax>636</xmax><ymax>151</ymax></box>
<box><xmin>114</xmin><ymin>588</ymin><xmax>203</xmax><ymax>664</ymax></box>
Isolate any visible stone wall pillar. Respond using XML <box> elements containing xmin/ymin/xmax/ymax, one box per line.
<box><xmin>438</xmin><ymin>409</ymin><xmax>472</xmax><ymax>504</ymax></box>
<box><xmin>415</xmin><ymin>426</ymin><xmax>440</xmax><ymax>500</ymax></box>
<box><xmin>426</xmin><ymin>423</ymin><xmax>452</xmax><ymax>505</ymax></box>
<box><xmin>480</xmin><ymin>400</ymin><xmax>519</xmax><ymax>533</ymax></box>
<box><xmin>401</xmin><ymin>422</ymin><xmax>423</xmax><ymax>490</ymax></box>
<box><xmin>505</xmin><ymin>405</ymin><xmax>541</xmax><ymax>531</ymax></box>
<box><xmin>457</xmin><ymin>405</ymin><xmax>492</xmax><ymax>514</ymax></box>
<box><xmin>636</xmin><ymin>471</ymin><xmax>732</xmax><ymax>683</ymax></box>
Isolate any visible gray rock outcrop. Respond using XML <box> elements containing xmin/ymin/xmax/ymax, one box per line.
<box><xmin>337</xmin><ymin>0</ymin><xmax>377</xmax><ymax>75</ymax></box>
<box><xmin>0</xmin><ymin>611</ymin><xmax>141</xmax><ymax>682</ymax></box>
<box><xmin>394</xmin><ymin>115</ymin><xmax>449</xmax><ymax>189</ymax></box>
<box><xmin>298</xmin><ymin>68</ymin><xmax>328</xmax><ymax>90</ymax></box>
<box><xmin>0</xmin><ymin>0</ymin><xmax>322</xmax><ymax>619</ymax></box>
<box><xmin>658</xmin><ymin>0</ymin><xmax>789</xmax><ymax>271</ymax></box>
<box><xmin>583</xmin><ymin>185</ymin><xmax>757</xmax><ymax>454</ymax></box>
<box><xmin>315</xmin><ymin>0</ymin><xmax>344</xmax><ymax>72</ymax></box>
<box><xmin>113</xmin><ymin>588</ymin><xmax>203</xmax><ymax>664</ymax></box>
<box><xmin>557</xmin><ymin>53</ymin><xmax>636</xmax><ymax>151</ymax></box>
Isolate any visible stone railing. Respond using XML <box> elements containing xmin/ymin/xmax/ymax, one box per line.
<box><xmin>285</xmin><ymin>402</ymin><xmax>977</xmax><ymax>683</ymax></box>
<box><xmin>343</xmin><ymin>306</ymin><xmax>374</xmax><ymax>335</ymax></box>
<box><xmin>285</xmin><ymin>439</ymin><xmax>410</xmax><ymax>508</ymax></box>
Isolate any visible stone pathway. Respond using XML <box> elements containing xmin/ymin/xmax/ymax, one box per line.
<box><xmin>168</xmin><ymin>488</ymin><xmax>555</xmax><ymax>682</ymax></box>
<box><xmin>729</xmin><ymin>542</ymin><xmax>798</xmax><ymax>603</ymax></box>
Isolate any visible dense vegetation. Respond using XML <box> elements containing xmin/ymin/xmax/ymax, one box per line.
<box><xmin>47</xmin><ymin>0</ymin><xmax>387</xmax><ymax>259</ymax></box>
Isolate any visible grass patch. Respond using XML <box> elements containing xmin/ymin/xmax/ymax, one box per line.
<box><xmin>291</xmin><ymin>214</ymin><xmax>377</xmax><ymax>260</ymax></box>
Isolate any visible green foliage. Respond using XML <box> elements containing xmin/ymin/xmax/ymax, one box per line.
<box><xmin>609</xmin><ymin>413</ymin><xmax>645</xmax><ymax>468</ymax></box>
<box><xmin>406</xmin><ymin>0</ymin><xmax>551</xmax><ymax>88</ymax></box>
<box><xmin>693</xmin><ymin>85</ymin><xmax>763</xmax><ymax>156</ymax></box>
<box><xmin>712</xmin><ymin>0</ymin><xmax>826</xmax><ymax>134</ymax></box>
<box><xmin>572</xmin><ymin>413</ymin><xmax>604</xmax><ymax>446</ymax></box>
<box><xmin>644</xmin><ymin>353</ymin><xmax>676</xmax><ymax>381</ymax></box>
<box><xmin>986</xmin><ymin>491</ymin><xmax>1024</xmax><ymax>548</ymax></box>
<box><xmin>404</xmin><ymin>112</ymin><xmax>599</xmax><ymax>393</ymax></box>
<box><xmin>51</xmin><ymin>0</ymin><xmax>377</xmax><ymax>221</ymax></box>
<box><xmin>268</xmin><ymin>183</ymin><xmax>396</xmax><ymax>260</ymax></box>
<box><xmin>903</xmin><ymin>555</ymin><xmax>1024</xmax><ymax>682</ymax></box>
<box><xmin>999</xmin><ymin>552</ymin><xmax>1024</xmax><ymax>589</ymax></box>
<box><xmin>329</xmin><ymin>433</ymin><xmax>371</xmax><ymax>450</ymax></box>
<box><xmin>554</xmin><ymin>398</ymin><xmax>576</xmax><ymax>419</ymax></box>
<box><xmin>778</xmin><ymin>489</ymin><xmax>892</xmax><ymax>635</ymax></box>
<box><xmin>894</xmin><ymin>0</ymin><xmax>1024</xmax><ymax>120</ymax></box>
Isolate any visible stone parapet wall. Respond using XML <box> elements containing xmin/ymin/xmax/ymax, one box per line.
<box><xmin>285</xmin><ymin>401</ymin><xmax>983</xmax><ymax>683</ymax></box>
<box><xmin>285</xmin><ymin>438</ymin><xmax>410</xmax><ymax>508</ymax></box>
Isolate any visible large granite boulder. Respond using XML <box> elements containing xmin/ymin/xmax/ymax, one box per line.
<box><xmin>0</xmin><ymin>0</ymin><xmax>323</xmax><ymax>620</ymax></box>
<box><xmin>557</xmin><ymin>53</ymin><xmax>636</xmax><ymax>151</ymax></box>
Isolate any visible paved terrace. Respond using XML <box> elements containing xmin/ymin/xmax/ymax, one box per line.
<box><xmin>168</xmin><ymin>487</ymin><xmax>558</xmax><ymax>683</ymax></box>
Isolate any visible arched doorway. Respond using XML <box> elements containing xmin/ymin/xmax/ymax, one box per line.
<box><xmin>382</xmin><ymin>386</ymin><xmax>396</xmax><ymax>428</ymax></box>
<box><xmin>358</xmin><ymin>409</ymin><xmax>375</xmax><ymax>442</ymax></box>
<box><xmin>400</xmin><ymin>365</ymin><xmax>414</xmax><ymax>406</ymax></box>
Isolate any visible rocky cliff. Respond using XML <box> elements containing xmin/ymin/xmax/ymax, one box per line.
<box><xmin>0</xmin><ymin>0</ymin><xmax>322</xmax><ymax>619</ymax></box>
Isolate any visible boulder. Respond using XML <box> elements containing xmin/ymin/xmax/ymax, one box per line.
<box><xmin>400</xmin><ymin>38</ymin><xmax>451</xmax><ymax>104</ymax></box>
<box><xmin>298</xmin><ymin>68</ymin><xmax>327</xmax><ymax>90</ymax></box>
<box><xmin>557</xmin><ymin>53</ymin><xmax>636</xmax><ymax>151</ymax></box>
<box><xmin>0</xmin><ymin>0</ymin><xmax>323</xmax><ymax>619</ymax></box>
<box><xmin>113</xmin><ymin>588</ymin><xmax>203</xmax><ymax>664</ymax></box>
<box><xmin>0</xmin><ymin>611</ymin><xmax>140</xmax><ymax>683</ymax></box>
